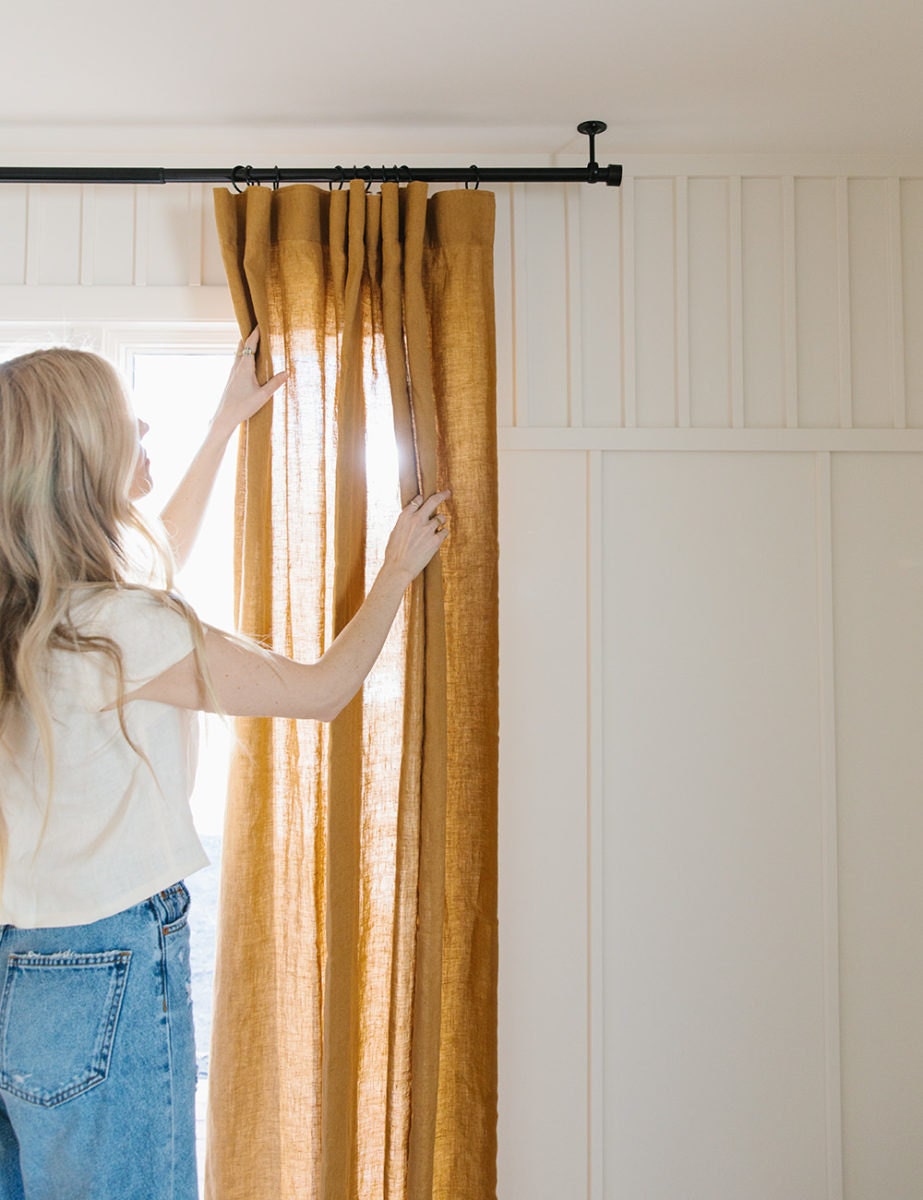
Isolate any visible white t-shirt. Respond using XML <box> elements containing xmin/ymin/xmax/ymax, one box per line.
<box><xmin>0</xmin><ymin>586</ymin><xmax>208</xmax><ymax>928</ymax></box>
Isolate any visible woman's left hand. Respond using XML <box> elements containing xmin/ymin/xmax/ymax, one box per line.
<box><xmin>211</xmin><ymin>326</ymin><xmax>288</xmax><ymax>441</ymax></box>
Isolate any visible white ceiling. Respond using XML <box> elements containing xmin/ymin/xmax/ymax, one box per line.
<box><xmin>3</xmin><ymin>0</ymin><xmax>923</xmax><ymax>157</ymax></box>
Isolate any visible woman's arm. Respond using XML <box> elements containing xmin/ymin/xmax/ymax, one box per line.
<box><xmin>160</xmin><ymin>327</ymin><xmax>287</xmax><ymax>569</ymax></box>
<box><xmin>126</xmin><ymin>491</ymin><xmax>451</xmax><ymax>721</ymax></box>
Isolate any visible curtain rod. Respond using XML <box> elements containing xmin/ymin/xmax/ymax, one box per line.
<box><xmin>0</xmin><ymin>121</ymin><xmax>621</xmax><ymax>189</ymax></box>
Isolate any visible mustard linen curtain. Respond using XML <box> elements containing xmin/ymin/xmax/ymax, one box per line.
<box><xmin>207</xmin><ymin>181</ymin><xmax>498</xmax><ymax>1200</ymax></box>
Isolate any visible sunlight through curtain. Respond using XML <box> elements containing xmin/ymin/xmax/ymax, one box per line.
<box><xmin>206</xmin><ymin>180</ymin><xmax>498</xmax><ymax>1200</ymax></box>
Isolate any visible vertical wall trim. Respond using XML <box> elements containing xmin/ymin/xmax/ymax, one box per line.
<box><xmin>587</xmin><ymin>448</ymin><xmax>605</xmax><ymax>1200</ymax></box>
<box><xmin>132</xmin><ymin>185</ymin><xmax>149</xmax><ymax>288</ymax></box>
<box><xmin>675</xmin><ymin>177</ymin><xmax>690</xmax><ymax>428</ymax></box>
<box><xmin>188</xmin><ymin>184</ymin><xmax>204</xmax><ymax>289</ymax></box>
<box><xmin>815</xmin><ymin>450</ymin><xmax>845</xmax><ymax>1200</ymax></box>
<box><xmin>783</xmin><ymin>176</ymin><xmax>799</xmax><ymax>428</ymax></box>
<box><xmin>25</xmin><ymin>186</ymin><xmax>40</xmax><ymax>286</ymax></box>
<box><xmin>621</xmin><ymin>176</ymin><xmax>637</xmax><ymax>428</ymax></box>
<box><xmin>835</xmin><ymin>179</ymin><xmax>853</xmax><ymax>429</ymax></box>
<box><xmin>511</xmin><ymin>184</ymin><xmax>529</xmax><ymax>427</ymax></box>
<box><xmin>79</xmin><ymin>185</ymin><xmax>94</xmax><ymax>287</ymax></box>
<box><xmin>729</xmin><ymin>176</ymin><xmax>744</xmax><ymax>428</ymax></box>
<box><xmin>887</xmin><ymin>177</ymin><xmax>907</xmax><ymax>429</ymax></box>
<box><xmin>566</xmin><ymin>188</ymin><xmax>584</xmax><ymax>428</ymax></box>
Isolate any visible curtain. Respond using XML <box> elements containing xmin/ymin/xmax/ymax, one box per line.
<box><xmin>206</xmin><ymin>180</ymin><xmax>498</xmax><ymax>1200</ymax></box>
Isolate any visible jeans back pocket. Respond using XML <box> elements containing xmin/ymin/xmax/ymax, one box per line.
<box><xmin>0</xmin><ymin>950</ymin><xmax>131</xmax><ymax>1108</ymax></box>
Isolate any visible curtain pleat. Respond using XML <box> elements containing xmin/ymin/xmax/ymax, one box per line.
<box><xmin>208</xmin><ymin>179</ymin><xmax>497</xmax><ymax>1200</ymax></box>
<box><xmin>425</xmin><ymin>193</ymin><xmax>499</xmax><ymax>1197</ymax></box>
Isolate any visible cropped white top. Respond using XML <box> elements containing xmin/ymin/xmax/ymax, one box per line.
<box><xmin>0</xmin><ymin>586</ymin><xmax>208</xmax><ymax>929</ymax></box>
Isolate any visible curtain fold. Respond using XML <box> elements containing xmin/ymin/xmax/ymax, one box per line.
<box><xmin>207</xmin><ymin>180</ymin><xmax>497</xmax><ymax>1200</ymax></box>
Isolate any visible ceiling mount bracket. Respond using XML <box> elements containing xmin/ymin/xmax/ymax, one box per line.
<box><xmin>577</xmin><ymin>120</ymin><xmax>608</xmax><ymax>183</ymax></box>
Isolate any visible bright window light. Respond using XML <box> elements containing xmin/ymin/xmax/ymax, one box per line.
<box><xmin>131</xmin><ymin>351</ymin><xmax>236</xmax><ymax>836</ymax></box>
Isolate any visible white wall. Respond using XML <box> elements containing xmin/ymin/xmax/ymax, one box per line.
<box><xmin>2</xmin><ymin>147</ymin><xmax>922</xmax><ymax>1200</ymax></box>
<box><xmin>496</xmin><ymin>160</ymin><xmax>923</xmax><ymax>1200</ymax></box>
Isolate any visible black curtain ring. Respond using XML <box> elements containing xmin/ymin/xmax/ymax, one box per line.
<box><xmin>272</xmin><ymin>166</ymin><xmax>281</xmax><ymax>191</ymax></box>
<box><xmin>399</xmin><ymin>164</ymin><xmax>412</xmax><ymax>185</ymax></box>
<box><xmin>230</xmin><ymin>165</ymin><xmax>245</xmax><ymax>193</ymax></box>
<box><xmin>244</xmin><ymin>165</ymin><xmax>260</xmax><ymax>188</ymax></box>
<box><xmin>328</xmin><ymin>166</ymin><xmax>345</xmax><ymax>191</ymax></box>
<box><xmin>465</xmin><ymin>165</ymin><xmax>480</xmax><ymax>191</ymax></box>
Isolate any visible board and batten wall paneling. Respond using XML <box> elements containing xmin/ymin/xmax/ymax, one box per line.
<box><xmin>493</xmin><ymin>185</ymin><xmax>516</xmax><ymax>430</ymax></box>
<box><xmin>512</xmin><ymin>185</ymin><xmax>570</xmax><ymax>427</ymax></box>
<box><xmin>900</xmin><ymin>179</ymin><xmax>923</xmax><ymax>429</ymax></box>
<box><xmin>577</xmin><ymin>183</ymin><xmax>621</xmax><ymax>428</ymax></box>
<box><xmin>4</xmin><ymin>167</ymin><xmax>923</xmax><ymax>434</ymax></box>
<box><xmin>741</xmin><ymin>177</ymin><xmax>788</xmax><ymax>429</ymax></box>
<box><xmin>688</xmin><ymin>177</ymin><xmax>733</xmax><ymax>429</ymax></box>
<box><xmin>794</xmin><ymin>178</ymin><xmax>843</xmax><ymax>430</ymax></box>
<box><xmin>847</xmin><ymin>179</ymin><xmax>900</xmax><ymax>429</ymax></box>
<box><xmin>34</xmin><ymin>184</ymin><xmax>82</xmax><ymax>286</ymax></box>
<box><xmin>0</xmin><ymin>185</ymin><xmax>28</xmax><ymax>285</ymax></box>
<box><xmin>145</xmin><ymin>186</ymin><xmax>199</xmax><ymax>286</ymax></box>
<box><xmin>633</xmin><ymin>178</ymin><xmax>677</xmax><ymax>428</ymax></box>
<box><xmin>201</xmin><ymin>187</ymin><xmax>229</xmax><ymax>288</ymax></box>
<box><xmin>601</xmin><ymin>451</ymin><xmax>831</xmax><ymax>1200</ymax></box>
<box><xmin>0</xmin><ymin>183</ymin><xmax>226</xmax><ymax>294</ymax></box>
<box><xmin>497</xmin><ymin>449</ymin><xmax>589</xmax><ymax>1200</ymax></box>
<box><xmin>832</xmin><ymin>453</ymin><xmax>923</xmax><ymax>1200</ymax></box>
<box><xmin>88</xmin><ymin>186</ymin><xmax>136</xmax><ymax>285</ymax></box>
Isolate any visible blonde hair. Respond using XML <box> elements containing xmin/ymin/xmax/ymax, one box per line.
<box><xmin>0</xmin><ymin>347</ymin><xmax>210</xmax><ymax>823</ymax></box>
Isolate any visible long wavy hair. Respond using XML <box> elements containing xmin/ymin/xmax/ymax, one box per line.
<box><xmin>0</xmin><ymin>347</ymin><xmax>208</xmax><ymax>807</ymax></box>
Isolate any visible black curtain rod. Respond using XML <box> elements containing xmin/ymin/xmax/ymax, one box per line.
<box><xmin>0</xmin><ymin>163</ymin><xmax>622</xmax><ymax>187</ymax></box>
<box><xmin>0</xmin><ymin>121</ymin><xmax>621</xmax><ymax>189</ymax></box>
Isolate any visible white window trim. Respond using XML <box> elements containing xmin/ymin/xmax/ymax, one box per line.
<box><xmin>1</xmin><ymin>319</ymin><xmax>239</xmax><ymax>370</ymax></box>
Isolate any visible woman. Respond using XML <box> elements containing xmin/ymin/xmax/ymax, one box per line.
<box><xmin>0</xmin><ymin>329</ymin><xmax>449</xmax><ymax>1200</ymax></box>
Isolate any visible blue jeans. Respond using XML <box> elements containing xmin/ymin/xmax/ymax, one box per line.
<box><xmin>0</xmin><ymin>882</ymin><xmax>198</xmax><ymax>1200</ymax></box>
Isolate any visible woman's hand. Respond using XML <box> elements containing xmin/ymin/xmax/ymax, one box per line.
<box><xmin>211</xmin><ymin>326</ymin><xmax>288</xmax><ymax>441</ymax></box>
<box><xmin>383</xmin><ymin>491</ymin><xmax>452</xmax><ymax>585</ymax></box>
<box><xmin>160</xmin><ymin>327</ymin><xmax>286</xmax><ymax>567</ymax></box>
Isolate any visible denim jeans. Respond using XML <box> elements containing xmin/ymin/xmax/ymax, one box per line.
<box><xmin>0</xmin><ymin>882</ymin><xmax>198</xmax><ymax>1200</ymax></box>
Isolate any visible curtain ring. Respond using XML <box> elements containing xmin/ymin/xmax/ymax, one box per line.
<box><xmin>244</xmin><ymin>165</ymin><xmax>260</xmax><ymax>188</ymax></box>
<box><xmin>465</xmin><ymin>165</ymin><xmax>480</xmax><ymax>191</ymax></box>
<box><xmin>398</xmin><ymin>164</ymin><xmax>412</xmax><ymax>185</ymax></box>
<box><xmin>230</xmin><ymin>165</ymin><xmax>245</xmax><ymax>194</ymax></box>
<box><xmin>272</xmin><ymin>166</ymin><xmax>281</xmax><ymax>191</ymax></box>
<box><xmin>328</xmin><ymin>166</ymin><xmax>345</xmax><ymax>191</ymax></box>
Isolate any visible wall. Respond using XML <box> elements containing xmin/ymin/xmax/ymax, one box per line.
<box><xmin>497</xmin><ymin>161</ymin><xmax>923</xmax><ymax>1200</ymax></box>
<box><xmin>1</xmin><ymin>147</ymin><xmax>921</xmax><ymax>1200</ymax></box>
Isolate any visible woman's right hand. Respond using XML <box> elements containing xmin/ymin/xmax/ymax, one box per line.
<box><xmin>210</xmin><ymin>326</ymin><xmax>288</xmax><ymax>441</ymax></box>
<box><xmin>383</xmin><ymin>490</ymin><xmax>451</xmax><ymax>585</ymax></box>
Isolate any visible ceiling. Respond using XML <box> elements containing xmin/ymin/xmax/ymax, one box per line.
<box><xmin>2</xmin><ymin>0</ymin><xmax>922</xmax><ymax>157</ymax></box>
